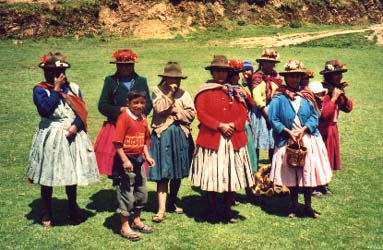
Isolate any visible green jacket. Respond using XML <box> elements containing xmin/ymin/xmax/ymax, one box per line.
<box><xmin>98</xmin><ymin>73</ymin><xmax>153</xmax><ymax>121</ymax></box>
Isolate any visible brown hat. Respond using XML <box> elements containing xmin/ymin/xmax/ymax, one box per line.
<box><xmin>158</xmin><ymin>62</ymin><xmax>187</xmax><ymax>79</ymax></box>
<box><xmin>256</xmin><ymin>49</ymin><xmax>280</xmax><ymax>63</ymax></box>
<box><xmin>110</xmin><ymin>49</ymin><xmax>138</xmax><ymax>64</ymax></box>
<box><xmin>205</xmin><ymin>55</ymin><xmax>233</xmax><ymax>70</ymax></box>
<box><xmin>319</xmin><ymin>60</ymin><xmax>347</xmax><ymax>75</ymax></box>
<box><xmin>38</xmin><ymin>52</ymin><xmax>71</xmax><ymax>69</ymax></box>
<box><xmin>279</xmin><ymin>60</ymin><xmax>306</xmax><ymax>76</ymax></box>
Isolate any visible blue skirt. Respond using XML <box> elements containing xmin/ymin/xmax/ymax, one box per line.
<box><xmin>148</xmin><ymin>124</ymin><xmax>194</xmax><ymax>181</ymax></box>
<box><xmin>245</xmin><ymin>122</ymin><xmax>258</xmax><ymax>172</ymax></box>
<box><xmin>248</xmin><ymin>105</ymin><xmax>274</xmax><ymax>150</ymax></box>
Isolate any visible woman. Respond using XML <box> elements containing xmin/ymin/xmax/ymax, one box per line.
<box><xmin>27</xmin><ymin>52</ymin><xmax>99</xmax><ymax>227</ymax></box>
<box><xmin>149</xmin><ymin>62</ymin><xmax>196</xmax><ymax>223</ymax></box>
<box><xmin>189</xmin><ymin>55</ymin><xmax>254</xmax><ymax>223</ymax></box>
<box><xmin>268</xmin><ymin>60</ymin><xmax>332</xmax><ymax>218</ymax></box>
<box><xmin>248</xmin><ymin>49</ymin><xmax>282</xmax><ymax>164</ymax></box>
<box><xmin>319</xmin><ymin>60</ymin><xmax>353</xmax><ymax>171</ymax></box>
<box><xmin>95</xmin><ymin>49</ymin><xmax>153</xmax><ymax>176</ymax></box>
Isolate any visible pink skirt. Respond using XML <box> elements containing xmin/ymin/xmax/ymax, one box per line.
<box><xmin>270</xmin><ymin>133</ymin><xmax>332</xmax><ymax>187</ymax></box>
<box><xmin>94</xmin><ymin>121</ymin><xmax>116</xmax><ymax>176</ymax></box>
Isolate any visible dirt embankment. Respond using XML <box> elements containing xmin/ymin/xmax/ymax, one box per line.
<box><xmin>1</xmin><ymin>0</ymin><xmax>383</xmax><ymax>40</ymax></box>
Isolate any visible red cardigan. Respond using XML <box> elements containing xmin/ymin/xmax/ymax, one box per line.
<box><xmin>195</xmin><ymin>87</ymin><xmax>248</xmax><ymax>151</ymax></box>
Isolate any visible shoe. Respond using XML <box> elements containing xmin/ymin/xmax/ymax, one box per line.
<box><xmin>120</xmin><ymin>229</ymin><xmax>141</xmax><ymax>241</ymax></box>
<box><xmin>152</xmin><ymin>213</ymin><xmax>166</xmax><ymax>223</ymax></box>
<box><xmin>131</xmin><ymin>223</ymin><xmax>153</xmax><ymax>234</ymax></box>
<box><xmin>305</xmin><ymin>208</ymin><xmax>320</xmax><ymax>219</ymax></box>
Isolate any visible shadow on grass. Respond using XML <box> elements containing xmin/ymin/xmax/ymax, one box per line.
<box><xmin>26</xmin><ymin>198</ymin><xmax>95</xmax><ymax>227</ymax></box>
<box><xmin>86</xmin><ymin>189</ymin><xmax>117</xmax><ymax>213</ymax></box>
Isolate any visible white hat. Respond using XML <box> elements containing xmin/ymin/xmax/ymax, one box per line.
<box><xmin>308</xmin><ymin>81</ymin><xmax>328</xmax><ymax>94</ymax></box>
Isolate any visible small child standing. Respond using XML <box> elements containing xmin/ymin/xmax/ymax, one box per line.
<box><xmin>112</xmin><ymin>90</ymin><xmax>155</xmax><ymax>241</ymax></box>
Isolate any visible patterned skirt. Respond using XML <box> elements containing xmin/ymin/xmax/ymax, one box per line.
<box><xmin>148</xmin><ymin>124</ymin><xmax>194</xmax><ymax>181</ymax></box>
<box><xmin>27</xmin><ymin>125</ymin><xmax>99</xmax><ymax>187</ymax></box>
<box><xmin>189</xmin><ymin>136</ymin><xmax>255</xmax><ymax>192</ymax></box>
<box><xmin>270</xmin><ymin>133</ymin><xmax>332</xmax><ymax>187</ymax></box>
<box><xmin>248</xmin><ymin>105</ymin><xmax>274</xmax><ymax>150</ymax></box>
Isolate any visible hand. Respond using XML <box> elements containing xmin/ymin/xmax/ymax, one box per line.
<box><xmin>285</xmin><ymin>129</ymin><xmax>297</xmax><ymax>143</ymax></box>
<box><xmin>294</xmin><ymin>127</ymin><xmax>307</xmax><ymax>143</ymax></box>
<box><xmin>218</xmin><ymin>123</ymin><xmax>235</xmax><ymax>137</ymax></box>
<box><xmin>164</xmin><ymin>83</ymin><xmax>178</xmax><ymax>97</ymax></box>
<box><xmin>146</xmin><ymin>157</ymin><xmax>155</xmax><ymax>167</ymax></box>
<box><xmin>66</xmin><ymin>125</ymin><xmax>78</xmax><ymax>138</ymax></box>
<box><xmin>122</xmin><ymin>159</ymin><xmax>134</xmax><ymax>172</ymax></box>
<box><xmin>53</xmin><ymin>73</ymin><xmax>66</xmax><ymax>91</ymax></box>
<box><xmin>170</xmin><ymin>106</ymin><xmax>179</xmax><ymax>115</ymax></box>
<box><xmin>331</xmin><ymin>88</ymin><xmax>344</xmax><ymax>102</ymax></box>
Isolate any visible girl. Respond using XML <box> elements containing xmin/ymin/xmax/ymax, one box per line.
<box><xmin>268</xmin><ymin>60</ymin><xmax>332</xmax><ymax>218</ymax></box>
<box><xmin>149</xmin><ymin>62</ymin><xmax>196</xmax><ymax>223</ymax></box>
<box><xmin>27</xmin><ymin>52</ymin><xmax>99</xmax><ymax>227</ymax></box>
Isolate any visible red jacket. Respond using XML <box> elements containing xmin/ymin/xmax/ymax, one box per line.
<box><xmin>195</xmin><ymin>87</ymin><xmax>248</xmax><ymax>150</ymax></box>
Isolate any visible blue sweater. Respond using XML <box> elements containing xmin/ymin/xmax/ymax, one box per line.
<box><xmin>268</xmin><ymin>94</ymin><xmax>319</xmax><ymax>148</ymax></box>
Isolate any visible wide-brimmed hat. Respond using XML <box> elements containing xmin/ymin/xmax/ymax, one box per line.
<box><xmin>279</xmin><ymin>60</ymin><xmax>307</xmax><ymax>76</ymax></box>
<box><xmin>38</xmin><ymin>52</ymin><xmax>71</xmax><ymax>69</ymax></box>
<box><xmin>309</xmin><ymin>81</ymin><xmax>328</xmax><ymax>95</ymax></box>
<box><xmin>158</xmin><ymin>62</ymin><xmax>187</xmax><ymax>79</ymax></box>
<box><xmin>110</xmin><ymin>49</ymin><xmax>138</xmax><ymax>64</ymax></box>
<box><xmin>319</xmin><ymin>60</ymin><xmax>347</xmax><ymax>75</ymax></box>
<box><xmin>205</xmin><ymin>55</ymin><xmax>233</xmax><ymax>70</ymax></box>
<box><xmin>228</xmin><ymin>59</ymin><xmax>245</xmax><ymax>73</ymax></box>
<box><xmin>303</xmin><ymin>68</ymin><xmax>314</xmax><ymax>78</ymax></box>
<box><xmin>256</xmin><ymin>49</ymin><xmax>280</xmax><ymax>63</ymax></box>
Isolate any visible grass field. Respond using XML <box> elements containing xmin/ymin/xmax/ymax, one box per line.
<box><xmin>0</xmin><ymin>25</ymin><xmax>382</xmax><ymax>250</ymax></box>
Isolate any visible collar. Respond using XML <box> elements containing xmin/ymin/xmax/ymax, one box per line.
<box><xmin>126</xmin><ymin>108</ymin><xmax>142</xmax><ymax>120</ymax></box>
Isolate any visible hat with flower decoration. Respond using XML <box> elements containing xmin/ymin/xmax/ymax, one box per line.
<box><xmin>158</xmin><ymin>62</ymin><xmax>187</xmax><ymax>79</ymax></box>
<box><xmin>256</xmin><ymin>49</ymin><xmax>280</xmax><ymax>63</ymax></box>
<box><xmin>38</xmin><ymin>52</ymin><xmax>71</xmax><ymax>69</ymax></box>
<box><xmin>228</xmin><ymin>59</ymin><xmax>245</xmax><ymax>73</ymax></box>
<box><xmin>205</xmin><ymin>55</ymin><xmax>233</xmax><ymax>70</ymax></box>
<box><xmin>279</xmin><ymin>60</ymin><xmax>307</xmax><ymax>76</ymax></box>
<box><xmin>319</xmin><ymin>60</ymin><xmax>347</xmax><ymax>75</ymax></box>
<box><xmin>110</xmin><ymin>49</ymin><xmax>138</xmax><ymax>64</ymax></box>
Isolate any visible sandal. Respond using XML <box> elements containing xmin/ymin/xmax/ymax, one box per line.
<box><xmin>120</xmin><ymin>230</ymin><xmax>141</xmax><ymax>241</ymax></box>
<box><xmin>305</xmin><ymin>208</ymin><xmax>320</xmax><ymax>219</ymax></box>
<box><xmin>41</xmin><ymin>214</ymin><xmax>53</xmax><ymax>227</ymax></box>
<box><xmin>168</xmin><ymin>203</ymin><xmax>183</xmax><ymax>214</ymax></box>
<box><xmin>131</xmin><ymin>223</ymin><xmax>153</xmax><ymax>234</ymax></box>
<box><xmin>152</xmin><ymin>213</ymin><xmax>166</xmax><ymax>223</ymax></box>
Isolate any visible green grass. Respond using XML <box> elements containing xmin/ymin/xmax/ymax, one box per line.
<box><xmin>0</xmin><ymin>28</ymin><xmax>383</xmax><ymax>250</ymax></box>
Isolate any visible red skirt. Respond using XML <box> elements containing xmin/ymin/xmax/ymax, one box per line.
<box><xmin>94</xmin><ymin>121</ymin><xmax>116</xmax><ymax>175</ymax></box>
<box><xmin>319</xmin><ymin>124</ymin><xmax>341</xmax><ymax>171</ymax></box>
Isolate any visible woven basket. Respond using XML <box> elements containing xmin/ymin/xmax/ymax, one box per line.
<box><xmin>286</xmin><ymin>142</ymin><xmax>307</xmax><ymax>167</ymax></box>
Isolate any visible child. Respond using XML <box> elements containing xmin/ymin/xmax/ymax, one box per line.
<box><xmin>112</xmin><ymin>90</ymin><xmax>155</xmax><ymax>241</ymax></box>
<box><xmin>27</xmin><ymin>52</ymin><xmax>99</xmax><ymax>227</ymax></box>
<box><xmin>148</xmin><ymin>62</ymin><xmax>196</xmax><ymax>223</ymax></box>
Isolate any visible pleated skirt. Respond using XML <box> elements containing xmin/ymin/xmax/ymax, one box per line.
<box><xmin>270</xmin><ymin>133</ymin><xmax>332</xmax><ymax>187</ymax></box>
<box><xmin>148</xmin><ymin>124</ymin><xmax>194</xmax><ymax>181</ymax></box>
<box><xmin>189</xmin><ymin>136</ymin><xmax>255</xmax><ymax>192</ymax></box>
<box><xmin>248</xmin><ymin>106</ymin><xmax>274</xmax><ymax>150</ymax></box>
<box><xmin>27</xmin><ymin>125</ymin><xmax>100</xmax><ymax>187</ymax></box>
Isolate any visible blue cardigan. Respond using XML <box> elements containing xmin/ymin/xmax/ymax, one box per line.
<box><xmin>268</xmin><ymin>94</ymin><xmax>319</xmax><ymax>148</ymax></box>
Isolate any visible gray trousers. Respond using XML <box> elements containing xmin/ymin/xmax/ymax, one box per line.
<box><xmin>116</xmin><ymin>165</ymin><xmax>147</xmax><ymax>217</ymax></box>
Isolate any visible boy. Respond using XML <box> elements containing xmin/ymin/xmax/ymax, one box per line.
<box><xmin>112</xmin><ymin>90</ymin><xmax>155</xmax><ymax>241</ymax></box>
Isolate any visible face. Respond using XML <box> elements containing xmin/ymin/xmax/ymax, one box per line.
<box><xmin>127</xmin><ymin>96</ymin><xmax>146</xmax><ymax>117</ymax></box>
<box><xmin>242</xmin><ymin>70</ymin><xmax>252</xmax><ymax>80</ymax></box>
<box><xmin>261</xmin><ymin>61</ymin><xmax>276</xmax><ymax>73</ymax></box>
<box><xmin>284</xmin><ymin>73</ymin><xmax>302</xmax><ymax>90</ymax></box>
<box><xmin>327</xmin><ymin>72</ymin><xmax>343</xmax><ymax>85</ymax></box>
<box><xmin>44</xmin><ymin>68</ymin><xmax>66</xmax><ymax>84</ymax></box>
<box><xmin>117</xmin><ymin>63</ymin><xmax>134</xmax><ymax>77</ymax></box>
<box><xmin>300</xmin><ymin>76</ymin><xmax>309</xmax><ymax>87</ymax></box>
<box><xmin>229</xmin><ymin>72</ymin><xmax>240</xmax><ymax>85</ymax></box>
<box><xmin>163</xmin><ymin>77</ymin><xmax>181</xmax><ymax>88</ymax></box>
<box><xmin>211</xmin><ymin>69</ymin><xmax>228</xmax><ymax>84</ymax></box>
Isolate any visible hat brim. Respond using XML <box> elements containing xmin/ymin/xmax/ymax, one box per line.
<box><xmin>319</xmin><ymin>69</ymin><xmax>347</xmax><ymax>75</ymax></box>
<box><xmin>158</xmin><ymin>74</ymin><xmax>187</xmax><ymax>79</ymax></box>
<box><xmin>110</xmin><ymin>61</ymin><xmax>136</xmax><ymax>64</ymax></box>
<box><xmin>279</xmin><ymin>70</ymin><xmax>307</xmax><ymax>76</ymax></box>
<box><xmin>38</xmin><ymin>63</ymin><xmax>71</xmax><ymax>69</ymax></box>
<box><xmin>256</xmin><ymin>58</ymin><xmax>280</xmax><ymax>63</ymax></box>
<box><xmin>205</xmin><ymin>65</ymin><xmax>233</xmax><ymax>70</ymax></box>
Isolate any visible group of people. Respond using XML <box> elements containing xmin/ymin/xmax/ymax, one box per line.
<box><xmin>26</xmin><ymin>48</ymin><xmax>353</xmax><ymax>241</ymax></box>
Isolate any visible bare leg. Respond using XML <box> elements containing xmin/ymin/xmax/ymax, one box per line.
<box><xmin>153</xmin><ymin>179</ymin><xmax>168</xmax><ymax>222</ymax></box>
